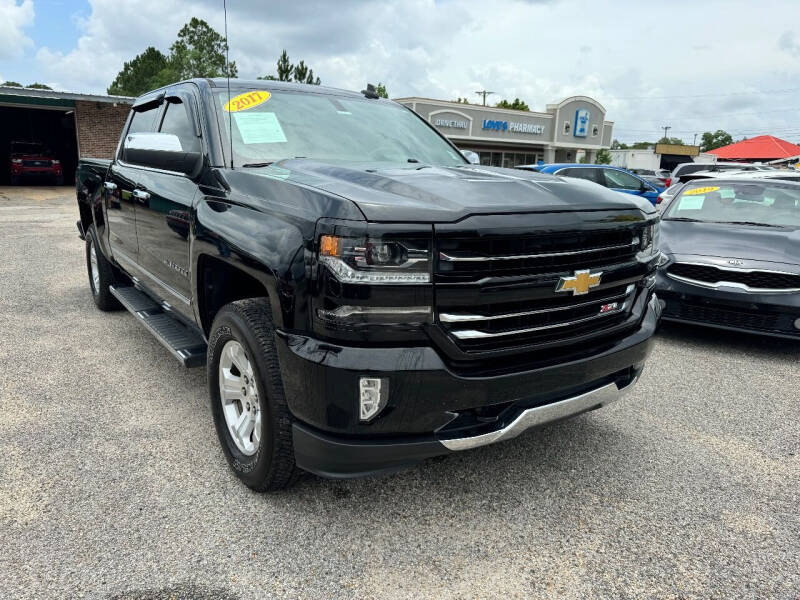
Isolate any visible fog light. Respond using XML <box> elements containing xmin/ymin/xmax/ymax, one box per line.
<box><xmin>794</xmin><ymin>317</ymin><xmax>800</xmax><ymax>330</ymax></box>
<box><xmin>359</xmin><ymin>377</ymin><xmax>388</xmax><ymax>422</ymax></box>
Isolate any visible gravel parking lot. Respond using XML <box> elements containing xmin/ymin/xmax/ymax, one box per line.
<box><xmin>1</xmin><ymin>187</ymin><xmax>798</xmax><ymax>599</ymax></box>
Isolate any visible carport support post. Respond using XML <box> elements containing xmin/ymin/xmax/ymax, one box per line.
<box><xmin>585</xmin><ymin>150</ymin><xmax>596</xmax><ymax>163</ymax></box>
<box><xmin>543</xmin><ymin>147</ymin><xmax>555</xmax><ymax>163</ymax></box>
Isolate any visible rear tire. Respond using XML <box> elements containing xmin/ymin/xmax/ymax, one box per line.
<box><xmin>85</xmin><ymin>224</ymin><xmax>122</xmax><ymax>311</ymax></box>
<box><xmin>207</xmin><ymin>298</ymin><xmax>300</xmax><ymax>491</ymax></box>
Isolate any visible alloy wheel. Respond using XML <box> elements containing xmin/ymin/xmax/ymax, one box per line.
<box><xmin>218</xmin><ymin>340</ymin><xmax>262</xmax><ymax>456</ymax></box>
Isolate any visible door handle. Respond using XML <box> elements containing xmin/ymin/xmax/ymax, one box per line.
<box><xmin>132</xmin><ymin>189</ymin><xmax>150</xmax><ymax>202</ymax></box>
<box><xmin>104</xmin><ymin>181</ymin><xmax>117</xmax><ymax>191</ymax></box>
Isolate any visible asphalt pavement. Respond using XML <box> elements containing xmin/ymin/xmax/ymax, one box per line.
<box><xmin>1</xmin><ymin>187</ymin><xmax>798</xmax><ymax>599</ymax></box>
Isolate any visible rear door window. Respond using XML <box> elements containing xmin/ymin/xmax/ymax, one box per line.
<box><xmin>558</xmin><ymin>167</ymin><xmax>602</xmax><ymax>184</ymax></box>
<box><xmin>603</xmin><ymin>168</ymin><xmax>642</xmax><ymax>191</ymax></box>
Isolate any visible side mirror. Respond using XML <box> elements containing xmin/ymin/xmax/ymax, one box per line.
<box><xmin>122</xmin><ymin>132</ymin><xmax>200</xmax><ymax>175</ymax></box>
<box><xmin>461</xmin><ymin>150</ymin><xmax>480</xmax><ymax>165</ymax></box>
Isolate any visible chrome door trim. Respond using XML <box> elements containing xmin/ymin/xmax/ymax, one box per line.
<box><xmin>114</xmin><ymin>249</ymin><xmax>191</xmax><ymax>305</ymax></box>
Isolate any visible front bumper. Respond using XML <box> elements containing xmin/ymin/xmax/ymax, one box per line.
<box><xmin>12</xmin><ymin>168</ymin><xmax>60</xmax><ymax>178</ymax></box>
<box><xmin>656</xmin><ymin>269</ymin><xmax>800</xmax><ymax>339</ymax></box>
<box><xmin>278</xmin><ymin>293</ymin><xmax>660</xmax><ymax>478</ymax></box>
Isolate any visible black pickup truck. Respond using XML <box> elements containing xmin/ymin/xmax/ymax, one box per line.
<box><xmin>76</xmin><ymin>78</ymin><xmax>661</xmax><ymax>490</ymax></box>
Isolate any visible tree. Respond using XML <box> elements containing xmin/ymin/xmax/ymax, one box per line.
<box><xmin>700</xmin><ymin>130</ymin><xmax>733</xmax><ymax>152</ymax></box>
<box><xmin>495</xmin><ymin>97</ymin><xmax>529</xmax><ymax>111</ymax></box>
<box><xmin>657</xmin><ymin>136</ymin><xmax>684</xmax><ymax>145</ymax></box>
<box><xmin>596</xmin><ymin>148</ymin><xmax>612</xmax><ymax>164</ymax></box>
<box><xmin>2</xmin><ymin>81</ymin><xmax>22</xmax><ymax>87</ymax></box>
<box><xmin>453</xmin><ymin>97</ymin><xmax>470</xmax><ymax>104</ymax></box>
<box><xmin>107</xmin><ymin>47</ymin><xmax>170</xmax><ymax>96</ymax></box>
<box><xmin>631</xmin><ymin>141</ymin><xmax>653</xmax><ymax>149</ymax></box>
<box><xmin>26</xmin><ymin>83</ymin><xmax>52</xmax><ymax>90</ymax></box>
<box><xmin>611</xmin><ymin>139</ymin><xmax>628</xmax><ymax>150</ymax></box>
<box><xmin>108</xmin><ymin>19</ymin><xmax>235</xmax><ymax>96</ymax></box>
<box><xmin>259</xmin><ymin>50</ymin><xmax>321</xmax><ymax>84</ymax></box>
<box><xmin>375</xmin><ymin>82</ymin><xmax>388</xmax><ymax>99</ymax></box>
<box><xmin>169</xmin><ymin>17</ymin><xmax>237</xmax><ymax>80</ymax></box>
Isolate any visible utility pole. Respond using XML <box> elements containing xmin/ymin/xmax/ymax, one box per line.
<box><xmin>475</xmin><ymin>90</ymin><xmax>495</xmax><ymax>106</ymax></box>
<box><xmin>662</xmin><ymin>126</ymin><xmax>671</xmax><ymax>141</ymax></box>
<box><xmin>693</xmin><ymin>133</ymin><xmax>698</xmax><ymax>146</ymax></box>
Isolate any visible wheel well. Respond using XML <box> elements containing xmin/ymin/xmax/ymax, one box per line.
<box><xmin>198</xmin><ymin>255</ymin><xmax>270</xmax><ymax>335</ymax></box>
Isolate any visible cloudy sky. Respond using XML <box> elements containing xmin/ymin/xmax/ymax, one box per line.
<box><xmin>1</xmin><ymin>0</ymin><xmax>799</xmax><ymax>143</ymax></box>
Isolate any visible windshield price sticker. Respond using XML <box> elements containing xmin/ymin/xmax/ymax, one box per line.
<box><xmin>684</xmin><ymin>186</ymin><xmax>720</xmax><ymax>196</ymax></box>
<box><xmin>224</xmin><ymin>90</ymin><xmax>271</xmax><ymax>112</ymax></box>
<box><xmin>233</xmin><ymin>112</ymin><xmax>287</xmax><ymax>144</ymax></box>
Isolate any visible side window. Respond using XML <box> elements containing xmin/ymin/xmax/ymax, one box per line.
<box><xmin>159</xmin><ymin>98</ymin><xmax>201</xmax><ymax>153</ymax></box>
<box><xmin>603</xmin><ymin>168</ymin><xmax>643</xmax><ymax>191</ymax></box>
<box><xmin>559</xmin><ymin>167</ymin><xmax>600</xmax><ymax>184</ymax></box>
<box><xmin>127</xmin><ymin>104</ymin><xmax>160</xmax><ymax>135</ymax></box>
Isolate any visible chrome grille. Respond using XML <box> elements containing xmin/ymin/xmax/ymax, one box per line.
<box><xmin>667</xmin><ymin>263</ymin><xmax>800</xmax><ymax>291</ymax></box>
<box><xmin>438</xmin><ymin>283</ymin><xmax>636</xmax><ymax>350</ymax></box>
<box><xmin>434</xmin><ymin>225</ymin><xmax>650</xmax><ymax>353</ymax></box>
<box><xmin>436</xmin><ymin>228</ymin><xmax>640</xmax><ymax>282</ymax></box>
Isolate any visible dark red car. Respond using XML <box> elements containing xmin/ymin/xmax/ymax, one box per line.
<box><xmin>9</xmin><ymin>141</ymin><xmax>63</xmax><ymax>185</ymax></box>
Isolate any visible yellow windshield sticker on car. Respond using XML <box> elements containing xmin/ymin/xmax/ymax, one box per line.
<box><xmin>684</xmin><ymin>186</ymin><xmax>719</xmax><ymax>196</ymax></box>
<box><xmin>224</xmin><ymin>90</ymin><xmax>271</xmax><ymax>112</ymax></box>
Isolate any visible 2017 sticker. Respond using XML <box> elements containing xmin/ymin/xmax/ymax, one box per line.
<box><xmin>224</xmin><ymin>90</ymin><xmax>271</xmax><ymax>112</ymax></box>
<box><xmin>684</xmin><ymin>186</ymin><xmax>720</xmax><ymax>196</ymax></box>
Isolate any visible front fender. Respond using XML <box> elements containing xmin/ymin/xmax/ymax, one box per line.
<box><xmin>192</xmin><ymin>196</ymin><xmax>314</xmax><ymax>332</ymax></box>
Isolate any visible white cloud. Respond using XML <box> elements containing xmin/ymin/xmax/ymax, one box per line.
<box><xmin>778</xmin><ymin>30</ymin><xmax>800</xmax><ymax>57</ymax></box>
<box><xmin>0</xmin><ymin>0</ymin><xmax>34</xmax><ymax>60</ymax></box>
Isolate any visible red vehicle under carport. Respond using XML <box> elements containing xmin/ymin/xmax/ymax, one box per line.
<box><xmin>9</xmin><ymin>141</ymin><xmax>63</xmax><ymax>185</ymax></box>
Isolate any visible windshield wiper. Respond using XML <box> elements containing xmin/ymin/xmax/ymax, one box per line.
<box><xmin>664</xmin><ymin>217</ymin><xmax>700</xmax><ymax>222</ymax></box>
<box><xmin>242</xmin><ymin>162</ymin><xmax>274</xmax><ymax>168</ymax></box>
<box><xmin>712</xmin><ymin>220</ymin><xmax>785</xmax><ymax>228</ymax></box>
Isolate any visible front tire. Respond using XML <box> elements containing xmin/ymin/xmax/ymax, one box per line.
<box><xmin>85</xmin><ymin>225</ymin><xmax>121</xmax><ymax>311</ymax></box>
<box><xmin>207</xmin><ymin>298</ymin><xmax>300</xmax><ymax>491</ymax></box>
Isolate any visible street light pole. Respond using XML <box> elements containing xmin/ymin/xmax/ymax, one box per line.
<box><xmin>693</xmin><ymin>133</ymin><xmax>698</xmax><ymax>146</ymax></box>
<box><xmin>662</xmin><ymin>126</ymin><xmax>671</xmax><ymax>141</ymax></box>
<box><xmin>475</xmin><ymin>90</ymin><xmax>495</xmax><ymax>106</ymax></box>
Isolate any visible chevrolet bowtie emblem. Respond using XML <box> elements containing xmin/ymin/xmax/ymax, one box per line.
<box><xmin>555</xmin><ymin>269</ymin><xmax>602</xmax><ymax>295</ymax></box>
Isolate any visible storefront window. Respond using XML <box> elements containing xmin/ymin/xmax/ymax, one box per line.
<box><xmin>477</xmin><ymin>151</ymin><xmax>541</xmax><ymax>167</ymax></box>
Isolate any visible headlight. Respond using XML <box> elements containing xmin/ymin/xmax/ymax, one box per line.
<box><xmin>11</xmin><ymin>158</ymin><xmax>22</xmax><ymax>164</ymax></box>
<box><xmin>51</xmin><ymin>159</ymin><xmax>60</xmax><ymax>165</ymax></box>
<box><xmin>640</xmin><ymin>221</ymin><xmax>660</xmax><ymax>256</ymax></box>
<box><xmin>319</xmin><ymin>235</ymin><xmax>430</xmax><ymax>284</ymax></box>
<box><xmin>313</xmin><ymin>226</ymin><xmax>433</xmax><ymax>339</ymax></box>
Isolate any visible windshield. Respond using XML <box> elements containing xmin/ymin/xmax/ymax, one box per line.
<box><xmin>11</xmin><ymin>142</ymin><xmax>46</xmax><ymax>154</ymax></box>
<box><xmin>214</xmin><ymin>89</ymin><xmax>466</xmax><ymax>168</ymax></box>
<box><xmin>664</xmin><ymin>181</ymin><xmax>800</xmax><ymax>228</ymax></box>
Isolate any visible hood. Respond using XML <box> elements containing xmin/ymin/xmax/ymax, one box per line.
<box><xmin>249</xmin><ymin>160</ymin><xmax>655</xmax><ymax>222</ymax></box>
<box><xmin>661</xmin><ymin>219</ymin><xmax>800</xmax><ymax>267</ymax></box>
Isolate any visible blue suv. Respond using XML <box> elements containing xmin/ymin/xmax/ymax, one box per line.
<box><xmin>518</xmin><ymin>163</ymin><xmax>664</xmax><ymax>205</ymax></box>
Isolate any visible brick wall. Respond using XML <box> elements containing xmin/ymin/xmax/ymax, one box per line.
<box><xmin>74</xmin><ymin>100</ymin><xmax>131</xmax><ymax>159</ymax></box>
